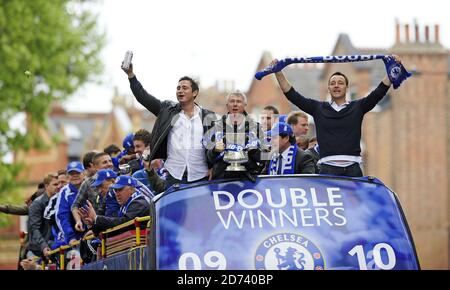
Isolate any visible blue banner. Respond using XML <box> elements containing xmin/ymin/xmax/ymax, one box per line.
<box><xmin>155</xmin><ymin>176</ymin><xmax>419</xmax><ymax>270</ymax></box>
<box><xmin>82</xmin><ymin>246</ymin><xmax>148</xmax><ymax>270</ymax></box>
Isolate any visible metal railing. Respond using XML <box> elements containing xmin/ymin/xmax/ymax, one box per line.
<box><xmin>40</xmin><ymin>216</ymin><xmax>150</xmax><ymax>270</ymax></box>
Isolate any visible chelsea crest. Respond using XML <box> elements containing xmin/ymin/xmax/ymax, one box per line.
<box><xmin>254</xmin><ymin>233</ymin><xmax>325</xmax><ymax>270</ymax></box>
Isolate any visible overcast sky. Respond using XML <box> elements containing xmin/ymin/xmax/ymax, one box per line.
<box><xmin>63</xmin><ymin>0</ymin><xmax>450</xmax><ymax>112</ymax></box>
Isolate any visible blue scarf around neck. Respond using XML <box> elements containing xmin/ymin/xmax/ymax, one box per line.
<box><xmin>268</xmin><ymin>144</ymin><xmax>298</xmax><ymax>175</ymax></box>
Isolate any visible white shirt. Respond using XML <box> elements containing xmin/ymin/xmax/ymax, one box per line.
<box><xmin>330</xmin><ymin>99</ymin><xmax>350</xmax><ymax>112</ymax></box>
<box><xmin>318</xmin><ymin>155</ymin><xmax>362</xmax><ymax>167</ymax></box>
<box><xmin>319</xmin><ymin>99</ymin><xmax>361</xmax><ymax>167</ymax></box>
<box><xmin>164</xmin><ymin>105</ymin><xmax>208</xmax><ymax>181</ymax></box>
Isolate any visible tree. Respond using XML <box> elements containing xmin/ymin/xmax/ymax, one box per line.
<box><xmin>0</xmin><ymin>0</ymin><xmax>105</xmax><ymax>225</ymax></box>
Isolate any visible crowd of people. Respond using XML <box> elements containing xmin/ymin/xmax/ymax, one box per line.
<box><xmin>0</xmin><ymin>54</ymin><xmax>403</xmax><ymax>269</ymax></box>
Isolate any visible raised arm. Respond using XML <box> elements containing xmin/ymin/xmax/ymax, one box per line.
<box><xmin>270</xmin><ymin>59</ymin><xmax>318</xmax><ymax>115</ymax></box>
<box><xmin>122</xmin><ymin>62</ymin><xmax>163</xmax><ymax>116</ymax></box>
<box><xmin>360</xmin><ymin>55</ymin><xmax>403</xmax><ymax>113</ymax></box>
<box><xmin>271</xmin><ymin>59</ymin><xmax>293</xmax><ymax>93</ymax></box>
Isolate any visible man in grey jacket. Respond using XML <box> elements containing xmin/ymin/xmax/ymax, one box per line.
<box><xmin>27</xmin><ymin>173</ymin><xmax>60</xmax><ymax>257</ymax></box>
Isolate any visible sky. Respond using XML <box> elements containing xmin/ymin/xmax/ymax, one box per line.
<box><xmin>63</xmin><ymin>0</ymin><xmax>450</xmax><ymax>113</ymax></box>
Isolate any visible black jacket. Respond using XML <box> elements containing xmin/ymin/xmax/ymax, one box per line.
<box><xmin>28</xmin><ymin>193</ymin><xmax>52</xmax><ymax>254</ymax></box>
<box><xmin>305</xmin><ymin>147</ymin><xmax>320</xmax><ymax>173</ymax></box>
<box><xmin>129</xmin><ymin>76</ymin><xmax>217</xmax><ymax>164</ymax></box>
<box><xmin>264</xmin><ymin>147</ymin><xmax>316</xmax><ymax>175</ymax></box>
<box><xmin>93</xmin><ymin>195</ymin><xmax>150</xmax><ymax>234</ymax></box>
<box><xmin>284</xmin><ymin>82</ymin><xmax>389</xmax><ymax>159</ymax></box>
<box><xmin>205</xmin><ymin>113</ymin><xmax>266</xmax><ymax>179</ymax></box>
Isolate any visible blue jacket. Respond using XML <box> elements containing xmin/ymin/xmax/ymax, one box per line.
<box><xmin>105</xmin><ymin>189</ymin><xmax>120</xmax><ymax>217</ymax></box>
<box><xmin>55</xmin><ymin>183</ymin><xmax>83</xmax><ymax>244</ymax></box>
<box><xmin>132</xmin><ymin>169</ymin><xmax>155</xmax><ymax>192</ymax></box>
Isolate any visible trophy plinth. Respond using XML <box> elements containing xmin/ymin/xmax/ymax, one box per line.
<box><xmin>223</xmin><ymin>151</ymin><xmax>248</xmax><ymax>171</ymax></box>
<box><xmin>222</xmin><ymin>132</ymin><xmax>248</xmax><ymax>172</ymax></box>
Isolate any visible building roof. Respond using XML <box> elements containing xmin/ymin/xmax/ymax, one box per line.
<box><xmin>49</xmin><ymin>113</ymin><xmax>109</xmax><ymax>158</ymax></box>
<box><xmin>284</xmin><ymin>65</ymin><xmax>322</xmax><ymax>111</ymax></box>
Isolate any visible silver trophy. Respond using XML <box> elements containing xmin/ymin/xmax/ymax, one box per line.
<box><xmin>223</xmin><ymin>133</ymin><xmax>248</xmax><ymax>171</ymax></box>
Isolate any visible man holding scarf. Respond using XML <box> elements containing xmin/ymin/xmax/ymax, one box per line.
<box><xmin>266</xmin><ymin>122</ymin><xmax>315</xmax><ymax>175</ymax></box>
<box><xmin>270</xmin><ymin>55</ymin><xmax>403</xmax><ymax>177</ymax></box>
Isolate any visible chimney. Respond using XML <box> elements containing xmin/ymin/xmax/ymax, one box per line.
<box><xmin>405</xmin><ymin>24</ymin><xmax>410</xmax><ymax>43</ymax></box>
<box><xmin>435</xmin><ymin>24</ymin><xmax>440</xmax><ymax>43</ymax></box>
<box><xmin>414</xmin><ymin>20</ymin><xmax>419</xmax><ymax>42</ymax></box>
<box><xmin>425</xmin><ymin>25</ymin><xmax>430</xmax><ymax>43</ymax></box>
<box><xmin>395</xmin><ymin>19</ymin><xmax>400</xmax><ymax>43</ymax></box>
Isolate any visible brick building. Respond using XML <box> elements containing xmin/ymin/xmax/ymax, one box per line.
<box><xmin>247</xmin><ymin>22</ymin><xmax>450</xmax><ymax>269</ymax></box>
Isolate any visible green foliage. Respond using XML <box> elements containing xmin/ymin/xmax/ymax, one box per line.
<box><xmin>0</xmin><ymin>0</ymin><xmax>105</xmax><ymax>225</ymax></box>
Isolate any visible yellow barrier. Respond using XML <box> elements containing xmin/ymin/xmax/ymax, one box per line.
<box><xmin>42</xmin><ymin>216</ymin><xmax>150</xmax><ymax>270</ymax></box>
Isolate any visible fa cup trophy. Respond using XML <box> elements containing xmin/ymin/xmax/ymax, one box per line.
<box><xmin>222</xmin><ymin>132</ymin><xmax>248</xmax><ymax>172</ymax></box>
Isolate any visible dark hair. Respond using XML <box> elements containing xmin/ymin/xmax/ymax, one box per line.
<box><xmin>178</xmin><ymin>76</ymin><xmax>199</xmax><ymax>95</ymax></box>
<box><xmin>104</xmin><ymin>144</ymin><xmax>121</xmax><ymax>156</ymax></box>
<box><xmin>328</xmin><ymin>71</ymin><xmax>349</xmax><ymax>86</ymax></box>
<box><xmin>92</xmin><ymin>152</ymin><xmax>110</xmax><ymax>165</ymax></box>
<box><xmin>263</xmin><ymin>105</ymin><xmax>279</xmax><ymax>115</ymax></box>
<box><xmin>133</xmin><ymin>129</ymin><xmax>152</xmax><ymax>147</ymax></box>
<box><xmin>82</xmin><ymin>151</ymin><xmax>99</xmax><ymax>169</ymax></box>
<box><xmin>289</xmin><ymin>135</ymin><xmax>296</xmax><ymax>144</ymax></box>
<box><xmin>278</xmin><ymin>133</ymin><xmax>296</xmax><ymax>145</ymax></box>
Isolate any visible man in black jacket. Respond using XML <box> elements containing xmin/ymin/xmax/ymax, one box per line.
<box><xmin>122</xmin><ymin>61</ymin><xmax>217</xmax><ymax>190</ymax></box>
<box><xmin>265</xmin><ymin>122</ymin><xmax>315</xmax><ymax>175</ymax></box>
<box><xmin>80</xmin><ymin>175</ymin><xmax>150</xmax><ymax>234</ymax></box>
<box><xmin>305</xmin><ymin>136</ymin><xmax>320</xmax><ymax>174</ymax></box>
<box><xmin>204</xmin><ymin>92</ymin><xmax>267</xmax><ymax>180</ymax></box>
<box><xmin>27</xmin><ymin>173</ymin><xmax>60</xmax><ymax>257</ymax></box>
<box><xmin>270</xmin><ymin>55</ymin><xmax>403</xmax><ymax>177</ymax></box>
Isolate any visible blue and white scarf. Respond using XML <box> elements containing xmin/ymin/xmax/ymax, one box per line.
<box><xmin>118</xmin><ymin>191</ymin><xmax>150</xmax><ymax>217</ymax></box>
<box><xmin>255</xmin><ymin>55</ymin><xmax>411</xmax><ymax>89</ymax></box>
<box><xmin>268</xmin><ymin>144</ymin><xmax>298</xmax><ymax>175</ymax></box>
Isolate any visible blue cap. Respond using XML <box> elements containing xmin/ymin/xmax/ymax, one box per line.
<box><xmin>66</xmin><ymin>161</ymin><xmax>84</xmax><ymax>173</ymax></box>
<box><xmin>269</xmin><ymin>122</ymin><xmax>293</xmax><ymax>137</ymax></box>
<box><xmin>122</xmin><ymin>133</ymin><xmax>134</xmax><ymax>150</ymax></box>
<box><xmin>92</xmin><ymin>169</ymin><xmax>117</xmax><ymax>187</ymax></box>
<box><xmin>278</xmin><ymin>114</ymin><xmax>287</xmax><ymax>123</ymax></box>
<box><xmin>111</xmin><ymin>175</ymin><xmax>137</xmax><ymax>190</ymax></box>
